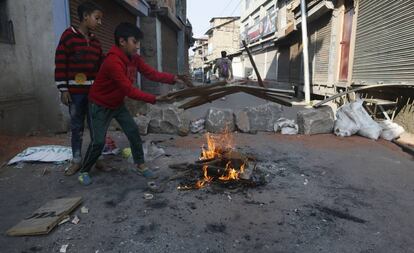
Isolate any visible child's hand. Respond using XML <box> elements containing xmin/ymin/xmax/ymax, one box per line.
<box><xmin>175</xmin><ymin>74</ymin><xmax>194</xmax><ymax>88</ymax></box>
<box><xmin>60</xmin><ymin>91</ymin><xmax>72</xmax><ymax>106</ymax></box>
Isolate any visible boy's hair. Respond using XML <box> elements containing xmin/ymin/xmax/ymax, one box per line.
<box><xmin>114</xmin><ymin>22</ymin><xmax>144</xmax><ymax>46</ymax></box>
<box><xmin>221</xmin><ymin>51</ymin><xmax>227</xmax><ymax>58</ymax></box>
<box><xmin>77</xmin><ymin>1</ymin><xmax>103</xmax><ymax>22</ymax></box>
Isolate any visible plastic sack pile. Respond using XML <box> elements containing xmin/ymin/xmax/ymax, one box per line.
<box><xmin>334</xmin><ymin>100</ymin><xmax>404</xmax><ymax>140</ymax></box>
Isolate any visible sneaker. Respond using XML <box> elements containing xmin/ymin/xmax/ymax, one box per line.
<box><xmin>135</xmin><ymin>166</ymin><xmax>158</xmax><ymax>179</ymax></box>
<box><xmin>65</xmin><ymin>162</ymin><xmax>81</xmax><ymax>176</ymax></box>
<box><xmin>78</xmin><ymin>172</ymin><xmax>92</xmax><ymax>185</ymax></box>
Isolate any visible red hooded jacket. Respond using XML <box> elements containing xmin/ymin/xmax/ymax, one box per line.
<box><xmin>89</xmin><ymin>45</ymin><xmax>175</xmax><ymax>109</ymax></box>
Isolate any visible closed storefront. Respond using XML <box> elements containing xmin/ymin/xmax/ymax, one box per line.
<box><xmin>308</xmin><ymin>13</ymin><xmax>332</xmax><ymax>85</ymax></box>
<box><xmin>277</xmin><ymin>45</ymin><xmax>290</xmax><ymax>83</ymax></box>
<box><xmin>352</xmin><ymin>0</ymin><xmax>414</xmax><ymax>85</ymax></box>
<box><xmin>69</xmin><ymin>0</ymin><xmax>136</xmax><ymax>53</ymax></box>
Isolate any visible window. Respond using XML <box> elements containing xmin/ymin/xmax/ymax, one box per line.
<box><xmin>0</xmin><ymin>0</ymin><xmax>14</xmax><ymax>44</ymax></box>
<box><xmin>245</xmin><ymin>0</ymin><xmax>251</xmax><ymax>10</ymax></box>
<box><xmin>254</xmin><ymin>16</ymin><xmax>260</xmax><ymax>25</ymax></box>
<box><xmin>267</xmin><ymin>5</ymin><xmax>275</xmax><ymax>16</ymax></box>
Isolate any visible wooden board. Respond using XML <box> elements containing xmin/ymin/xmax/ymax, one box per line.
<box><xmin>7</xmin><ymin>197</ymin><xmax>82</xmax><ymax>236</ymax></box>
<box><xmin>313</xmin><ymin>84</ymin><xmax>414</xmax><ymax>108</ymax></box>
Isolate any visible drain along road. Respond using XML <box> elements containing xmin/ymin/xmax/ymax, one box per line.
<box><xmin>0</xmin><ymin>130</ymin><xmax>413</xmax><ymax>253</ymax></box>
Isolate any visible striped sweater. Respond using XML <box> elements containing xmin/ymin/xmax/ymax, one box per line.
<box><xmin>55</xmin><ymin>26</ymin><xmax>103</xmax><ymax>93</ymax></box>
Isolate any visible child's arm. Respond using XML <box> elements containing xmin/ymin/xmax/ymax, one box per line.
<box><xmin>132</xmin><ymin>55</ymin><xmax>176</xmax><ymax>84</ymax></box>
<box><xmin>55</xmin><ymin>32</ymin><xmax>71</xmax><ymax>105</ymax></box>
<box><xmin>105</xmin><ymin>59</ymin><xmax>156</xmax><ymax>104</ymax></box>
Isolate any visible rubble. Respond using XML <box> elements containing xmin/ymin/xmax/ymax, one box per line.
<box><xmin>235</xmin><ymin>103</ymin><xmax>282</xmax><ymax>133</ymax></box>
<box><xmin>297</xmin><ymin>106</ymin><xmax>335</xmax><ymax>135</ymax></box>
<box><xmin>71</xmin><ymin>215</ymin><xmax>80</xmax><ymax>225</ymax></box>
<box><xmin>59</xmin><ymin>244</ymin><xmax>69</xmax><ymax>253</ymax></box>
<box><xmin>205</xmin><ymin>107</ymin><xmax>235</xmax><ymax>133</ymax></box>
<box><xmin>134</xmin><ymin>115</ymin><xmax>151</xmax><ymax>135</ymax></box>
<box><xmin>190</xmin><ymin>118</ymin><xmax>206</xmax><ymax>133</ymax></box>
<box><xmin>274</xmin><ymin>118</ymin><xmax>299</xmax><ymax>135</ymax></box>
<box><xmin>148</xmin><ymin>105</ymin><xmax>190</xmax><ymax>135</ymax></box>
<box><xmin>143</xmin><ymin>193</ymin><xmax>154</xmax><ymax>200</ymax></box>
<box><xmin>80</xmin><ymin>206</ymin><xmax>89</xmax><ymax>214</ymax></box>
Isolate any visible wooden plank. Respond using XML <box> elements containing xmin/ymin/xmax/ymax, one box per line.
<box><xmin>242</xmin><ymin>40</ymin><xmax>265</xmax><ymax>88</ymax></box>
<box><xmin>313</xmin><ymin>84</ymin><xmax>414</xmax><ymax>108</ymax></box>
<box><xmin>7</xmin><ymin>197</ymin><xmax>82</xmax><ymax>236</ymax></box>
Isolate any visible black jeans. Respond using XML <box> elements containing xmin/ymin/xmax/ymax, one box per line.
<box><xmin>80</xmin><ymin>102</ymin><xmax>145</xmax><ymax>173</ymax></box>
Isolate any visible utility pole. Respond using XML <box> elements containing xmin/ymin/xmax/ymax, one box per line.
<box><xmin>300</xmin><ymin>0</ymin><xmax>311</xmax><ymax>104</ymax></box>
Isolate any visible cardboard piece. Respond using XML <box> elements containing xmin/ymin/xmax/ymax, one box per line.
<box><xmin>7</xmin><ymin>197</ymin><xmax>82</xmax><ymax>236</ymax></box>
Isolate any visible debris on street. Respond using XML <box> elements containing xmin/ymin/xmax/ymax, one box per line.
<box><xmin>274</xmin><ymin>118</ymin><xmax>299</xmax><ymax>135</ymax></box>
<box><xmin>101</xmin><ymin>136</ymin><xmax>119</xmax><ymax>155</ymax></box>
<box><xmin>143</xmin><ymin>193</ymin><xmax>154</xmax><ymax>200</ymax></box>
<box><xmin>58</xmin><ymin>215</ymin><xmax>71</xmax><ymax>226</ymax></box>
<box><xmin>190</xmin><ymin>118</ymin><xmax>206</xmax><ymax>133</ymax></box>
<box><xmin>334</xmin><ymin>100</ymin><xmax>382</xmax><ymax>140</ymax></box>
<box><xmin>59</xmin><ymin>244</ymin><xmax>69</xmax><ymax>253</ymax></box>
<box><xmin>80</xmin><ymin>206</ymin><xmax>89</xmax><ymax>214</ymax></box>
<box><xmin>7</xmin><ymin>197</ymin><xmax>82</xmax><ymax>236</ymax></box>
<box><xmin>7</xmin><ymin>145</ymin><xmax>72</xmax><ymax>165</ymax></box>
<box><xmin>71</xmin><ymin>216</ymin><xmax>80</xmax><ymax>225</ymax></box>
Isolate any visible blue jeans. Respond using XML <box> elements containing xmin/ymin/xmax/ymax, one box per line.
<box><xmin>69</xmin><ymin>94</ymin><xmax>91</xmax><ymax>163</ymax></box>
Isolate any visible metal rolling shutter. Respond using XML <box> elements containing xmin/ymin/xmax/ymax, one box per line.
<box><xmin>161</xmin><ymin>22</ymin><xmax>178</xmax><ymax>74</ymax></box>
<box><xmin>289</xmin><ymin>40</ymin><xmax>302</xmax><ymax>83</ymax></box>
<box><xmin>277</xmin><ymin>46</ymin><xmax>290</xmax><ymax>82</ymax></box>
<box><xmin>69</xmin><ymin>0</ymin><xmax>136</xmax><ymax>53</ymax></box>
<box><xmin>310</xmin><ymin>13</ymin><xmax>331</xmax><ymax>84</ymax></box>
<box><xmin>353</xmin><ymin>0</ymin><xmax>414</xmax><ymax>84</ymax></box>
<box><xmin>265</xmin><ymin>48</ymin><xmax>277</xmax><ymax>80</ymax></box>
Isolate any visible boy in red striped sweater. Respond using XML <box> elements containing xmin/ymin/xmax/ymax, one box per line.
<box><xmin>55</xmin><ymin>1</ymin><xmax>104</xmax><ymax>176</ymax></box>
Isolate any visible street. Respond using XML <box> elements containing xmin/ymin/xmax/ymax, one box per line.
<box><xmin>0</xmin><ymin>130</ymin><xmax>413</xmax><ymax>253</ymax></box>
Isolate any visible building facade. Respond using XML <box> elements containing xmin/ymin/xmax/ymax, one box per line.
<box><xmin>238</xmin><ymin>0</ymin><xmax>413</xmax><ymax>131</ymax></box>
<box><xmin>205</xmin><ymin>17</ymin><xmax>241</xmax><ymax>64</ymax></box>
<box><xmin>140</xmin><ymin>0</ymin><xmax>193</xmax><ymax>95</ymax></box>
<box><xmin>238</xmin><ymin>0</ymin><xmax>278</xmax><ymax>81</ymax></box>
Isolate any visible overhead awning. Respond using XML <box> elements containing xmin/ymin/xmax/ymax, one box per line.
<box><xmin>294</xmin><ymin>0</ymin><xmax>334</xmax><ymax>25</ymax></box>
<box><xmin>115</xmin><ymin>0</ymin><xmax>150</xmax><ymax>17</ymax></box>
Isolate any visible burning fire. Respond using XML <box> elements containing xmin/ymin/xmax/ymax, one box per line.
<box><xmin>193</xmin><ymin>132</ymin><xmax>247</xmax><ymax>189</ymax></box>
<box><xmin>200</xmin><ymin>132</ymin><xmax>234</xmax><ymax>160</ymax></box>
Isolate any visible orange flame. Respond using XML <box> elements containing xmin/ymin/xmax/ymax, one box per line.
<box><xmin>200</xmin><ymin>132</ymin><xmax>234</xmax><ymax>161</ymax></box>
<box><xmin>182</xmin><ymin>131</ymin><xmax>248</xmax><ymax>190</ymax></box>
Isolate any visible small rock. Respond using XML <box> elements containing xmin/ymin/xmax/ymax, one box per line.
<box><xmin>71</xmin><ymin>215</ymin><xmax>80</xmax><ymax>225</ymax></box>
<box><xmin>144</xmin><ymin>193</ymin><xmax>154</xmax><ymax>200</ymax></box>
<box><xmin>59</xmin><ymin>244</ymin><xmax>69</xmax><ymax>253</ymax></box>
<box><xmin>81</xmin><ymin>206</ymin><xmax>89</xmax><ymax>214</ymax></box>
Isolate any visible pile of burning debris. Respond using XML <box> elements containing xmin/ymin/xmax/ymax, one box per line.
<box><xmin>169</xmin><ymin>131</ymin><xmax>267</xmax><ymax>190</ymax></box>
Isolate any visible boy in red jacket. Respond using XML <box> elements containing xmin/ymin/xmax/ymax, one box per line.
<box><xmin>55</xmin><ymin>1</ymin><xmax>104</xmax><ymax>176</ymax></box>
<box><xmin>78</xmin><ymin>22</ymin><xmax>192</xmax><ymax>185</ymax></box>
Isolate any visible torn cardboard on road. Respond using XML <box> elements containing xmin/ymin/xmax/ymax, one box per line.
<box><xmin>7</xmin><ymin>197</ymin><xmax>82</xmax><ymax>236</ymax></box>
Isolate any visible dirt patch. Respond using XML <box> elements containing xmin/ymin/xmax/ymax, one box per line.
<box><xmin>0</xmin><ymin>134</ymin><xmax>67</xmax><ymax>164</ymax></box>
<box><xmin>173</xmin><ymin>135</ymin><xmax>204</xmax><ymax>149</ymax></box>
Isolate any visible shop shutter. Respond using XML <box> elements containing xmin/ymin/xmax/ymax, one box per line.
<box><xmin>352</xmin><ymin>0</ymin><xmax>414</xmax><ymax>84</ymax></box>
<box><xmin>69</xmin><ymin>0</ymin><xmax>136</xmax><ymax>53</ymax></box>
<box><xmin>309</xmin><ymin>13</ymin><xmax>332</xmax><ymax>84</ymax></box>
